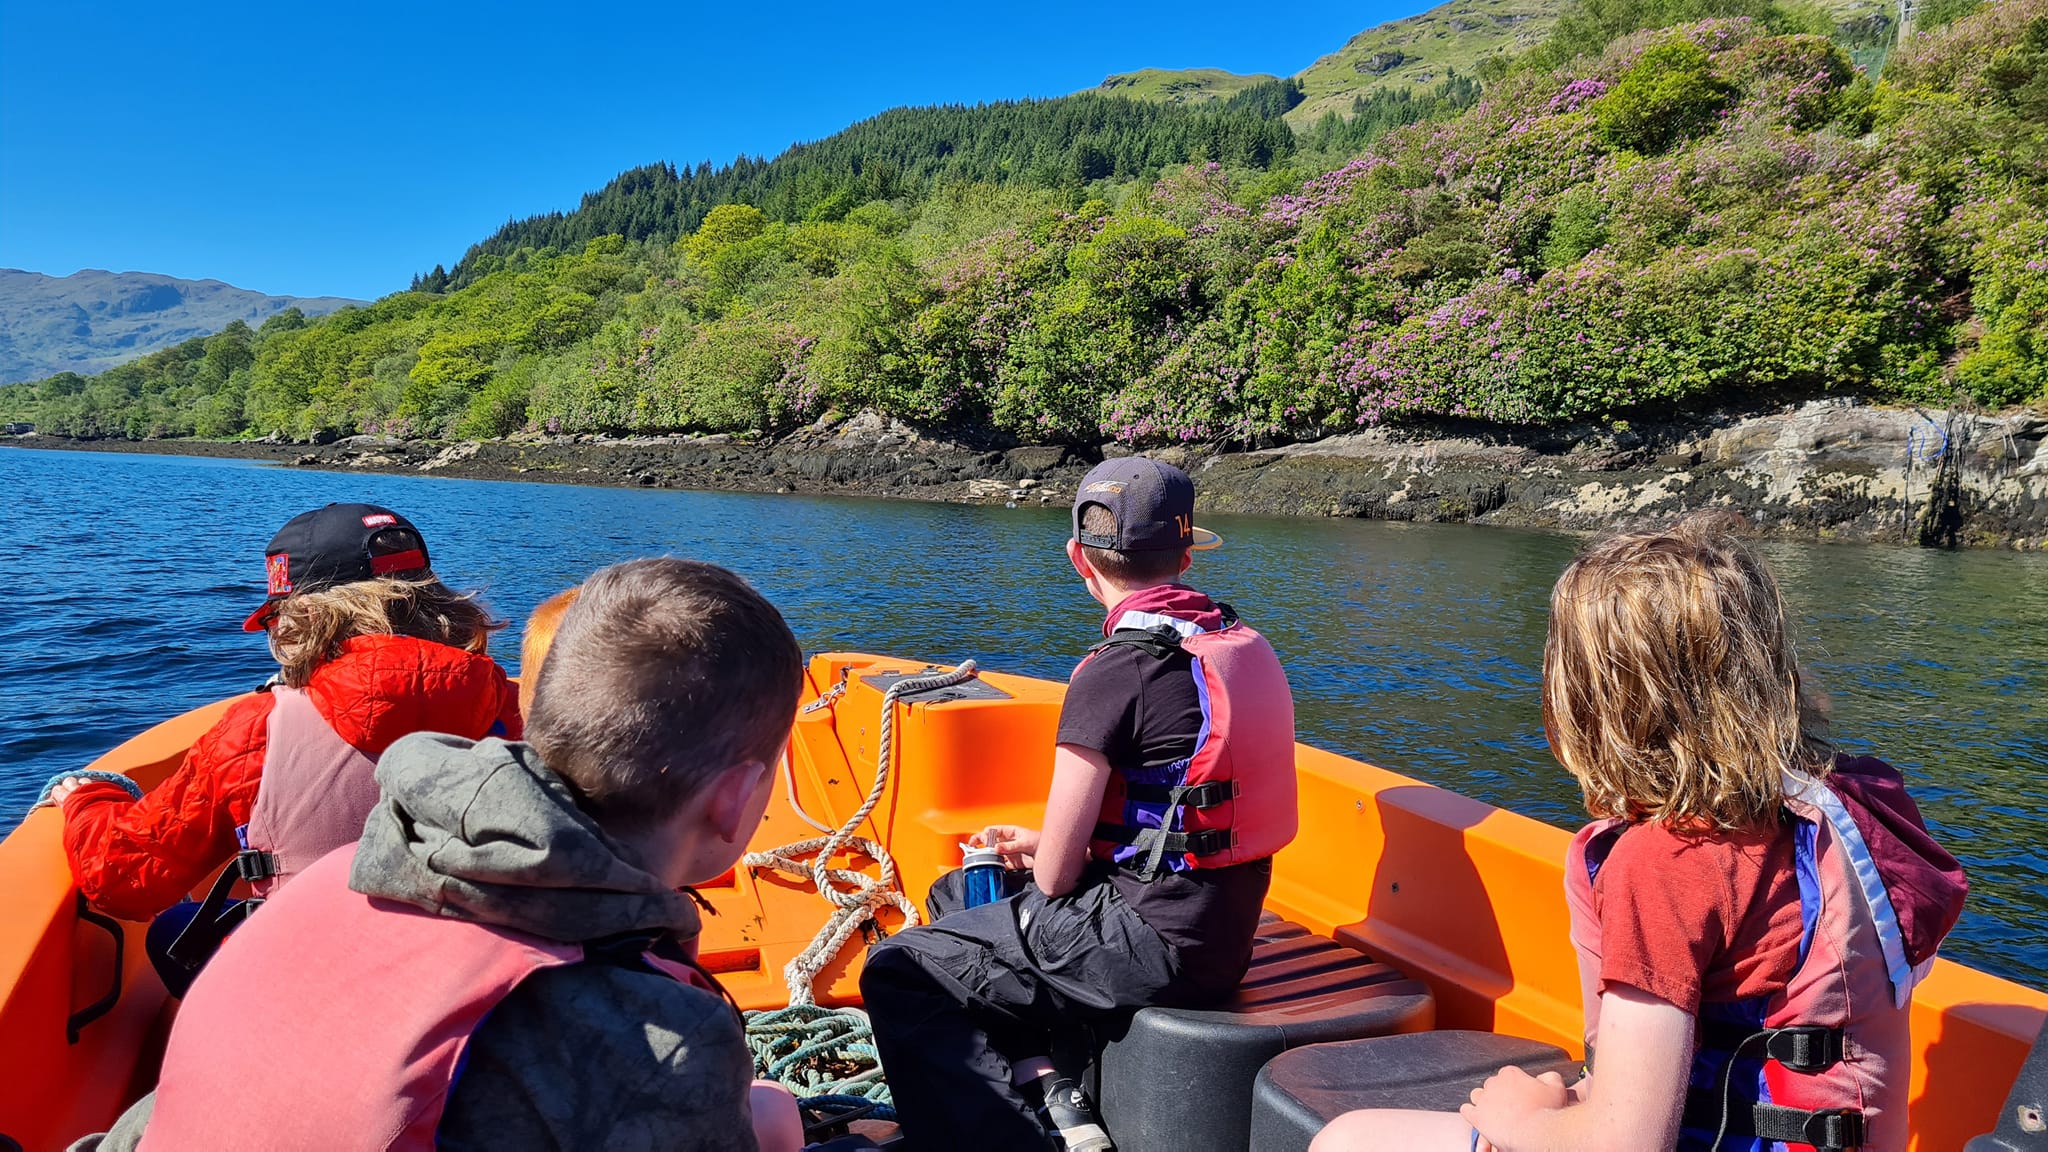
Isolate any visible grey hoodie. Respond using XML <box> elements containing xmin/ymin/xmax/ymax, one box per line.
<box><xmin>80</xmin><ymin>734</ymin><xmax>759</xmax><ymax>1152</ymax></box>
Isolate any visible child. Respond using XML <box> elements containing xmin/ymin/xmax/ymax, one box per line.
<box><xmin>514</xmin><ymin>580</ymin><xmax>805</xmax><ymax>1152</ymax></box>
<box><xmin>44</xmin><ymin>502</ymin><xmax>518</xmax><ymax>993</ymax></box>
<box><xmin>862</xmin><ymin>456</ymin><xmax>1299</xmax><ymax>1151</ymax></box>
<box><xmin>81</xmin><ymin>558</ymin><xmax>805</xmax><ymax>1151</ymax></box>
<box><xmin>1312</xmin><ymin>514</ymin><xmax>1967</xmax><ymax>1152</ymax></box>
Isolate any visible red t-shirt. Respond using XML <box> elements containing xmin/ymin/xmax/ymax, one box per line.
<box><xmin>1588</xmin><ymin>819</ymin><xmax>1807</xmax><ymax>1014</ymax></box>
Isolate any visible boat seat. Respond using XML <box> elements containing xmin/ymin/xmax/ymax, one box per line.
<box><xmin>1249</xmin><ymin>1031</ymin><xmax>1581</xmax><ymax>1152</ymax></box>
<box><xmin>1096</xmin><ymin>914</ymin><xmax>1434</xmax><ymax>1152</ymax></box>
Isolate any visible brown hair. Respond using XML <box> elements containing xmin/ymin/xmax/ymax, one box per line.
<box><xmin>525</xmin><ymin>558</ymin><xmax>803</xmax><ymax>835</ymax></box>
<box><xmin>1078</xmin><ymin>503</ymin><xmax>1188</xmax><ymax>585</ymax></box>
<box><xmin>1541</xmin><ymin>513</ymin><xmax>1831</xmax><ymax>831</ymax></box>
<box><xmin>268</xmin><ymin>576</ymin><xmax>504</xmax><ymax>688</ymax></box>
<box><xmin>517</xmin><ymin>587</ymin><xmax>582</xmax><ymax>720</ymax></box>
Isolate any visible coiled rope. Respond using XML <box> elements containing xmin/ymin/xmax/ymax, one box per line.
<box><xmin>741</xmin><ymin>660</ymin><xmax>980</xmax><ymax>1110</ymax></box>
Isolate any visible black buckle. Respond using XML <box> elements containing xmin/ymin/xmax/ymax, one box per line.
<box><xmin>1765</xmin><ymin>1025</ymin><xmax>1845</xmax><ymax>1073</ymax></box>
<box><xmin>234</xmin><ymin>849</ymin><xmax>277</xmax><ymax>883</ymax></box>
<box><xmin>1802</xmin><ymin>1108</ymin><xmax>1864</xmax><ymax>1150</ymax></box>
<box><xmin>1180</xmin><ymin>780</ymin><xmax>1241</xmax><ymax>809</ymax></box>
<box><xmin>1182</xmin><ymin>828</ymin><xmax>1236</xmax><ymax>856</ymax></box>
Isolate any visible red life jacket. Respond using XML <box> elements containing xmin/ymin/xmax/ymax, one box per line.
<box><xmin>1565</xmin><ymin>770</ymin><xmax>1934</xmax><ymax>1152</ymax></box>
<box><xmin>1083</xmin><ymin>602</ymin><xmax>1298</xmax><ymax>876</ymax></box>
<box><xmin>140</xmin><ymin>846</ymin><xmax>719</xmax><ymax>1152</ymax></box>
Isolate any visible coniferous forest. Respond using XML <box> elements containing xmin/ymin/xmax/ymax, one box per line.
<box><xmin>5</xmin><ymin>0</ymin><xmax>2043</xmax><ymax>445</ymax></box>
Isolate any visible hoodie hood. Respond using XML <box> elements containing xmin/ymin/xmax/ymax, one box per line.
<box><xmin>1825</xmin><ymin>755</ymin><xmax>1969</xmax><ymax>967</ymax></box>
<box><xmin>350</xmin><ymin>732</ymin><xmax>701</xmax><ymax>946</ymax></box>
<box><xmin>307</xmin><ymin>634</ymin><xmax>521</xmax><ymax>755</ymax></box>
<box><xmin>1102</xmin><ymin>584</ymin><xmax>1225</xmax><ymax>636</ymax></box>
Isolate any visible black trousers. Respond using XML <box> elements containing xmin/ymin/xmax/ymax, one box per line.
<box><xmin>860</xmin><ymin>867</ymin><xmax>1187</xmax><ymax>1152</ymax></box>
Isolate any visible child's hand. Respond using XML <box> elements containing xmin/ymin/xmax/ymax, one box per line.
<box><xmin>973</xmin><ymin>825</ymin><xmax>1039</xmax><ymax>869</ymax></box>
<box><xmin>1460</xmin><ymin>1065</ymin><xmax>1572</xmax><ymax>1146</ymax></box>
<box><xmin>46</xmin><ymin>777</ymin><xmax>88</xmax><ymax>806</ymax></box>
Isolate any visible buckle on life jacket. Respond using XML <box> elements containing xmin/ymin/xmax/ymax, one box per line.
<box><xmin>1093</xmin><ymin>823</ymin><xmax>1236</xmax><ymax>856</ymax></box>
<box><xmin>1122</xmin><ymin>779</ymin><xmax>1240</xmax><ymax>809</ymax></box>
<box><xmin>1681</xmin><ymin>1093</ymin><xmax>1865</xmax><ymax>1152</ymax></box>
<box><xmin>234</xmin><ymin>849</ymin><xmax>278</xmax><ymax>883</ymax></box>
<box><xmin>1696</xmin><ymin>1020</ymin><xmax>1845</xmax><ymax>1074</ymax></box>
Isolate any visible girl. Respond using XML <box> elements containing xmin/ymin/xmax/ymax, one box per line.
<box><xmin>1314</xmin><ymin>514</ymin><xmax>1966</xmax><ymax>1152</ymax></box>
<box><xmin>47</xmin><ymin>502</ymin><xmax>521</xmax><ymax>992</ymax></box>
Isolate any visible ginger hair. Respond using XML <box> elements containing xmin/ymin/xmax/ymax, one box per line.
<box><xmin>1541</xmin><ymin>512</ymin><xmax>1832</xmax><ymax>831</ymax></box>
<box><xmin>518</xmin><ymin>587</ymin><xmax>581</xmax><ymax>720</ymax></box>
<box><xmin>268</xmin><ymin>576</ymin><xmax>504</xmax><ymax>688</ymax></box>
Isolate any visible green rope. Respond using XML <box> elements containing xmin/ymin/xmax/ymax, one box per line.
<box><xmin>745</xmin><ymin>1004</ymin><xmax>891</xmax><ymax>1104</ymax></box>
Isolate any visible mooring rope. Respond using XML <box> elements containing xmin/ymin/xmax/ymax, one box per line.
<box><xmin>741</xmin><ymin>660</ymin><xmax>980</xmax><ymax>1106</ymax></box>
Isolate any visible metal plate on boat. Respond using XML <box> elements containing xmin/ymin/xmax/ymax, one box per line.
<box><xmin>860</xmin><ymin>670</ymin><xmax>1013</xmax><ymax>704</ymax></box>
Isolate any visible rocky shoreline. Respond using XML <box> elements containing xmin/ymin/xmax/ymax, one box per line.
<box><xmin>10</xmin><ymin>401</ymin><xmax>2048</xmax><ymax>549</ymax></box>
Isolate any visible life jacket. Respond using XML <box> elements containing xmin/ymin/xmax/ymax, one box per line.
<box><xmin>165</xmin><ymin>639</ymin><xmax>518</xmax><ymax>971</ymax></box>
<box><xmin>1566</xmin><ymin>770</ymin><xmax>1934</xmax><ymax>1152</ymax></box>
<box><xmin>140</xmin><ymin>845</ymin><xmax>726</xmax><ymax>1152</ymax></box>
<box><xmin>1083</xmin><ymin>602</ymin><xmax>1298</xmax><ymax>877</ymax></box>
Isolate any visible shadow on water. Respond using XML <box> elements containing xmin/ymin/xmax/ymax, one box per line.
<box><xmin>0</xmin><ymin>447</ymin><xmax>2043</xmax><ymax>987</ymax></box>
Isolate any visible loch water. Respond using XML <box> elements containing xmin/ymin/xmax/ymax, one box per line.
<box><xmin>2</xmin><ymin>446</ymin><xmax>2043</xmax><ymax>987</ymax></box>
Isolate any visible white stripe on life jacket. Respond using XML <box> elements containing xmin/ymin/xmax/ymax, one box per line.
<box><xmin>1782</xmin><ymin>769</ymin><xmax>1920</xmax><ymax>1008</ymax></box>
<box><xmin>1113</xmin><ymin>610</ymin><xmax>1206</xmax><ymax>639</ymax></box>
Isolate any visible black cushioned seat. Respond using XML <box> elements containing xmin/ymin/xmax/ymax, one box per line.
<box><xmin>1097</xmin><ymin>914</ymin><xmax>1434</xmax><ymax>1152</ymax></box>
<box><xmin>1249</xmin><ymin>1030</ymin><xmax>1581</xmax><ymax>1152</ymax></box>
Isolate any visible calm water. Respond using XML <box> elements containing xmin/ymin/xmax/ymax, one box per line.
<box><xmin>2</xmin><ymin>447</ymin><xmax>2043</xmax><ymax>987</ymax></box>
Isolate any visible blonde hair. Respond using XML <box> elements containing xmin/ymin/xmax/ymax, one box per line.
<box><xmin>268</xmin><ymin>576</ymin><xmax>505</xmax><ymax>688</ymax></box>
<box><xmin>1541</xmin><ymin>513</ymin><xmax>1831</xmax><ymax>831</ymax></box>
<box><xmin>517</xmin><ymin>587</ymin><xmax>581</xmax><ymax>720</ymax></box>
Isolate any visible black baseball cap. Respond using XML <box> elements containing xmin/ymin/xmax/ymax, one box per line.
<box><xmin>243</xmin><ymin>503</ymin><xmax>432</xmax><ymax>631</ymax></box>
<box><xmin>1071</xmin><ymin>457</ymin><xmax>1222</xmax><ymax>552</ymax></box>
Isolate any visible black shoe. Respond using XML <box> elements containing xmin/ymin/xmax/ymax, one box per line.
<box><xmin>1039</xmin><ymin>1076</ymin><xmax>1113</xmax><ymax>1152</ymax></box>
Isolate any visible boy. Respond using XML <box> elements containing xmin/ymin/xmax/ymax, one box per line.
<box><xmin>862</xmin><ymin>456</ymin><xmax>1299</xmax><ymax>1152</ymax></box>
<box><xmin>79</xmin><ymin>559</ymin><xmax>803</xmax><ymax>1151</ymax></box>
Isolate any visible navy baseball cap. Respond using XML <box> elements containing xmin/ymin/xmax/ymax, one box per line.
<box><xmin>1072</xmin><ymin>457</ymin><xmax>1222</xmax><ymax>552</ymax></box>
<box><xmin>243</xmin><ymin>503</ymin><xmax>432</xmax><ymax>631</ymax></box>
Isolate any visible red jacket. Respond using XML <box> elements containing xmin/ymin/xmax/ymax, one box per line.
<box><xmin>61</xmin><ymin>635</ymin><xmax>521</xmax><ymax>921</ymax></box>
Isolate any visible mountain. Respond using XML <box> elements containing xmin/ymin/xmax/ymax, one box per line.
<box><xmin>1094</xmin><ymin>68</ymin><xmax>1286</xmax><ymax>105</ymax></box>
<box><xmin>0</xmin><ymin>269</ymin><xmax>361</xmax><ymax>385</ymax></box>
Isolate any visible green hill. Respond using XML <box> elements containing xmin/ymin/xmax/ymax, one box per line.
<box><xmin>5</xmin><ymin>0</ymin><xmax>2041</xmax><ymax>443</ymax></box>
<box><xmin>1107</xmin><ymin>0</ymin><xmax>1897</xmax><ymax>128</ymax></box>
<box><xmin>1094</xmin><ymin>68</ymin><xmax>1286</xmax><ymax>106</ymax></box>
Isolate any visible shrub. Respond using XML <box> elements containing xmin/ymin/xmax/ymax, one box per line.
<box><xmin>1594</xmin><ymin>39</ymin><xmax>1740</xmax><ymax>152</ymax></box>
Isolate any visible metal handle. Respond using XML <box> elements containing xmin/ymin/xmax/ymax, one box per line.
<box><xmin>67</xmin><ymin>893</ymin><xmax>124</xmax><ymax>1043</ymax></box>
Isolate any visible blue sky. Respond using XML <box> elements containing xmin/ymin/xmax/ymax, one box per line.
<box><xmin>0</xmin><ymin>0</ymin><xmax>1414</xmax><ymax>301</ymax></box>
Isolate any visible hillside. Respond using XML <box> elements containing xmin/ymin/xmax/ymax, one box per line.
<box><xmin>1110</xmin><ymin>0</ymin><xmax>1895</xmax><ymax>127</ymax></box>
<box><xmin>5</xmin><ymin>0</ymin><xmax>2040</xmax><ymax>444</ymax></box>
<box><xmin>0</xmin><ymin>270</ymin><xmax>360</xmax><ymax>386</ymax></box>
<box><xmin>1094</xmin><ymin>68</ymin><xmax>1285</xmax><ymax>105</ymax></box>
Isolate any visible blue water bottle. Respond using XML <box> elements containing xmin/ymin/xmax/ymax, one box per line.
<box><xmin>961</xmin><ymin>842</ymin><xmax>1007</xmax><ymax>908</ymax></box>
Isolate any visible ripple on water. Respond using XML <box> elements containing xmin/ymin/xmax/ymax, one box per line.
<box><xmin>1</xmin><ymin>447</ymin><xmax>2043</xmax><ymax>989</ymax></box>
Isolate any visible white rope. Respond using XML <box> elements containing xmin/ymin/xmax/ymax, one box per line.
<box><xmin>744</xmin><ymin>660</ymin><xmax>981</xmax><ymax>1005</ymax></box>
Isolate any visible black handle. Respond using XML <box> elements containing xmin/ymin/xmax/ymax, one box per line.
<box><xmin>67</xmin><ymin>893</ymin><xmax>124</xmax><ymax>1044</ymax></box>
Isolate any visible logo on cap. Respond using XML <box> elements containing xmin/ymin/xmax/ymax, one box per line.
<box><xmin>361</xmin><ymin>513</ymin><xmax>398</xmax><ymax>528</ymax></box>
<box><xmin>266</xmin><ymin>553</ymin><xmax>293</xmax><ymax>596</ymax></box>
<box><xmin>1085</xmin><ymin>481</ymin><xmax>1127</xmax><ymax>495</ymax></box>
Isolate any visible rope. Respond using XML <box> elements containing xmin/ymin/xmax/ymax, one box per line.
<box><xmin>743</xmin><ymin>659</ymin><xmax>979</xmax><ymax>1006</ymax></box>
<box><xmin>740</xmin><ymin>660</ymin><xmax>981</xmax><ymax>1105</ymax></box>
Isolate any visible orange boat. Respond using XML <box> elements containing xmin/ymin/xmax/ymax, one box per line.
<box><xmin>2</xmin><ymin>653</ymin><xmax>2043</xmax><ymax>1151</ymax></box>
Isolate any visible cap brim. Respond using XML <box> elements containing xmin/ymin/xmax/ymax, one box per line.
<box><xmin>1190</xmin><ymin>526</ymin><xmax>1223</xmax><ymax>551</ymax></box>
<box><xmin>242</xmin><ymin>603</ymin><xmax>278</xmax><ymax>632</ymax></box>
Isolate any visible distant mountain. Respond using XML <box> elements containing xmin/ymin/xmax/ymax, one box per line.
<box><xmin>0</xmin><ymin>269</ymin><xmax>362</xmax><ymax>385</ymax></box>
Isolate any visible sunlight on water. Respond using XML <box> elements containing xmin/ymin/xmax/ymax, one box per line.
<box><xmin>2</xmin><ymin>447</ymin><xmax>2042</xmax><ymax>986</ymax></box>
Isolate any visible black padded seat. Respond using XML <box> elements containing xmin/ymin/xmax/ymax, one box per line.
<box><xmin>1097</xmin><ymin>914</ymin><xmax>1434</xmax><ymax>1152</ymax></box>
<box><xmin>1249</xmin><ymin>1030</ymin><xmax>1580</xmax><ymax>1152</ymax></box>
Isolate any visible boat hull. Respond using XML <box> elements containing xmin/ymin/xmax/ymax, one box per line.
<box><xmin>0</xmin><ymin>655</ymin><xmax>2040</xmax><ymax>1151</ymax></box>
